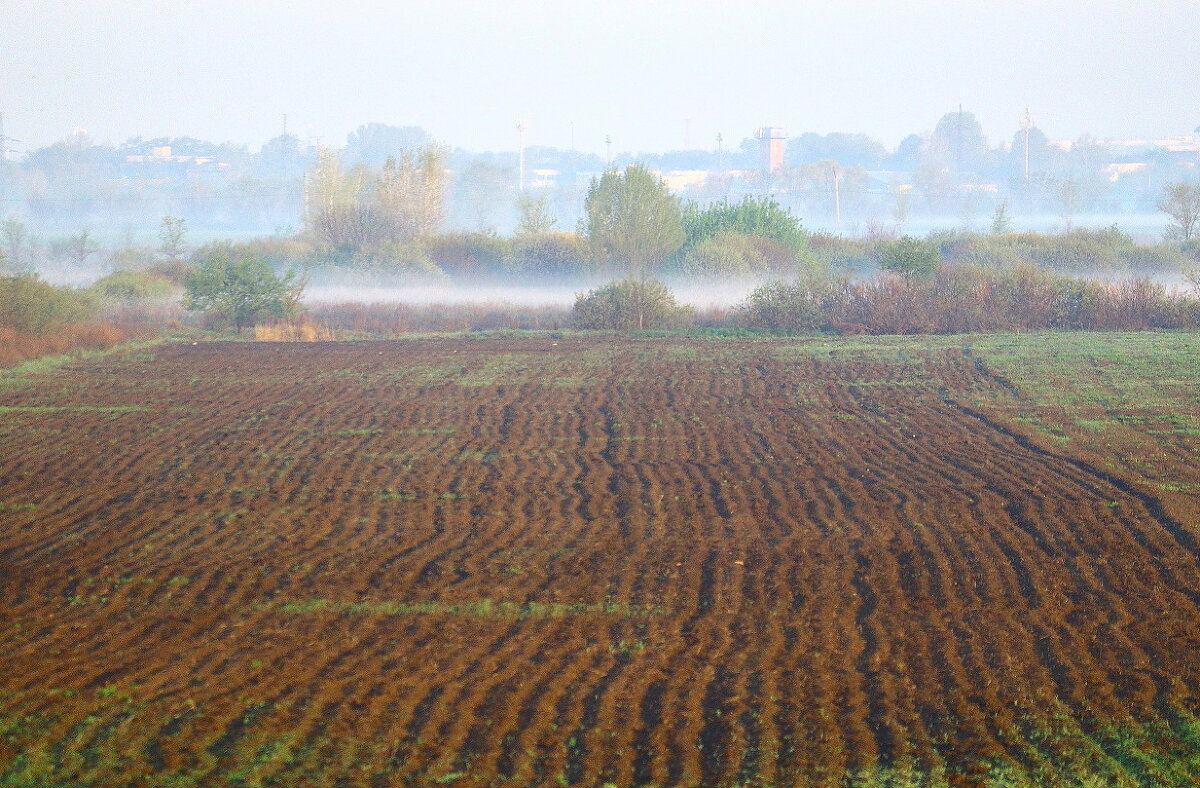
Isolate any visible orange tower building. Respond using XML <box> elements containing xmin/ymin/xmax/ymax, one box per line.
<box><xmin>756</xmin><ymin>126</ymin><xmax>787</xmax><ymax>174</ymax></box>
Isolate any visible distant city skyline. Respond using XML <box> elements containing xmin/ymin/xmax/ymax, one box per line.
<box><xmin>2</xmin><ymin>0</ymin><xmax>1198</xmax><ymax>157</ymax></box>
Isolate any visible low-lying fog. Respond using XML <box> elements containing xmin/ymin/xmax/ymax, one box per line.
<box><xmin>302</xmin><ymin>282</ymin><xmax>760</xmax><ymax>310</ymax></box>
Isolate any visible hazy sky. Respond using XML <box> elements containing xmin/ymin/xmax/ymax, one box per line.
<box><xmin>3</xmin><ymin>0</ymin><xmax>1198</xmax><ymax>157</ymax></box>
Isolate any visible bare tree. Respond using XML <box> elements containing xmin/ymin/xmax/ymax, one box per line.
<box><xmin>377</xmin><ymin>145</ymin><xmax>446</xmax><ymax>239</ymax></box>
<box><xmin>515</xmin><ymin>193</ymin><xmax>556</xmax><ymax>235</ymax></box>
<box><xmin>1</xmin><ymin>218</ymin><xmax>27</xmax><ymax>270</ymax></box>
<box><xmin>1056</xmin><ymin>177</ymin><xmax>1080</xmax><ymax>230</ymax></box>
<box><xmin>63</xmin><ymin>229</ymin><xmax>99</xmax><ymax>266</ymax></box>
<box><xmin>1159</xmin><ymin>181</ymin><xmax>1200</xmax><ymax>242</ymax></box>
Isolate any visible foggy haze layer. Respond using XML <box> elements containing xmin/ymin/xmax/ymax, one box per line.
<box><xmin>302</xmin><ymin>282</ymin><xmax>759</xmax><ymax>310</ymax></box>
<box><xmin>3</xmin><ymin>0</ymin><xmax>1198</xmax><ymax>156</ymax></box>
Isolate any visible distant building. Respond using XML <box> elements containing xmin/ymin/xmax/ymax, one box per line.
<box><xmin>657</xmin><ymin>170</ymin><xmax>710</xmax><ymax>192</ymax></box>
<box><xmin>756</xmin><ymin>127</ymin><xmax>787</xmax><ymax>174</ymax></box>
<box><xmin>1104</xmin><ymin>162</ymin><xmax>1150</xmax><ymax>182</ymax></box>
<box><xmin>123</xmin><ymin>145</ymin><xmax>221</xmax><ymax>168</ymax></box>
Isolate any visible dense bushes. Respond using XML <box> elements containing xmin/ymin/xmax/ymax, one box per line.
<box><xmin>878</xmin><ymin>236</ymin><xmax>939</xmax><ymax>278</ymax></box>
<box><xmin>505</xmin><ymin>232</ymin><xmax>591</xmax><ymax>281</ymax></box>
<box><xmin>734</xmin><ymin>266</ymin><xmax>1200</xmax><ymax>335</ymax></box>
<box><xmin>680</xmin><ymin>233</ymin><xmax>805</xmax><ymax>280</ymax></box>
<box><xmin>0</xmin><ymin>274</ymin><xmax>98</xmax><ymax>332</ymax></box>
<box><xmin>572</xmin><ymin>279</ymin><xmax>692</xmax><ymax>330</ymax></box>
<box><xmin>348</xmin><ymin>240</ymin><xmax>447</xmax><ymax>283</ymax></box>
<box><xmin>676</xmin><ymin>196</ymin><xmax>816</xmax><ymax>280</ymax></box>
<box><xmin>732</xmin><ymin>280</ymin><xmax>826</xmax><ymax>333</ymax></box>
<box><xmin>0</xmin><ymin>274</ymin><xmax>137</xmax><ymax>368</ymax></box>
<box><xmin>90</xmin><ymin>268</ymin><xmax>177</xmax><ymax>302</ymax></box>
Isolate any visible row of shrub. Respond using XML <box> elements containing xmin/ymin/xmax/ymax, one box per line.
<box><xmin>0</xmin><ymin>273</ymin><xmax>172</xmax><ymax>367</ymax></box>
<box><xmin>808</xmin><ymin>227</ymin><xmax>1196</xmax><ymax>277</ymax></box>
<box><xmin>569</xmin><ymin>266</ymin><xmax>1200</xmax><ymax>334</ymax></box>
<box><xmin>11</xmin><ymin>222</ymin><xmax>1195</xmax><ymax>292</ymax></box>
<box><xmin>0</xmin><ymin>274</ymin><xmax>100</xmax><ymax>333</ymax></box>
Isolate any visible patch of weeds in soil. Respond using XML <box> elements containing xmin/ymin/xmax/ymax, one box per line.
<box><xmin>378</xmin><ymin>488</ymin><xmax>419</xmax><ymax>502</ymax></box>
<box><xmin>400</xmin><ymin>426</ymin><xmax>455</xmax><ymax>436</ymax></box>
<box><xmin>1157</xmin><ymin>481</ymin><xmax>1200</xmax><ymax>493</ymax></box>
<box><xmin>0</xmin><ymin>405</ymin><xmax>147</xmax><ymax>415</ymax></box>
<box><xmin>1074</xmin><ymin>417</ymin><xmax>1119</xmax><ymax>432</ymax></box>
<box><xmin>333</xmin><ymin>427</ymin><xmax>384</xmax><ymax>437</ymax></box>
<box><xmin>1011</xmin><ymin>415</ymin><xmax>1070</xmax><ymax>444</ymax></box>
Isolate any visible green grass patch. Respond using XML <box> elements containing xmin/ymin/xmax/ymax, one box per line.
<box><xmin>0</xmin><ymin>405</ymin><xmax>147</xmax><ymax>415</ymax></box>
<box><xmin>274</xmin><ymin>597</ymin><xmax>663</xmax><ymax>619</ymax></box>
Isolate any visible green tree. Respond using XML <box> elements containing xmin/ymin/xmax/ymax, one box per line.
<box><xmin>930</xmin><ymin>110</ymin><xmax>986</xmax><ymax>171</ymax></box>
<box><xmin>1159</xmin><ymin>181</ymin><xmax>1200</xmax><ymax>242</ymax></box>
<box><xmin>582</xmin><ymin>164</ymin><xmax>684</xmax><ymax>279</ymax></box>
<box><xmin>183</xmin><ymin>246</ymin><xmax>304</xmax><ymax>332</ymax></box>
<box><xmin>158</xmin><ymin>215</ymin><xmax>188</xmax><ymax>261</ymax></box>
<box><xmin>515</xmin><ymin>192</ymin><xmax>556</xmax><ymax>235</ymax></box>
<box><xmin>344</xmin><ymin>123</ymin><xmax>431</xmax><ymax>168</ymax></box>
<box><xmin>879</xmin><ymin>236</ymin><xmax>939</xmax><ymax>279</ymax></box>
<box><xmin>680</xmin><ymin>195</ymin><xmax>806</xmax><ymax>255</ymax></box>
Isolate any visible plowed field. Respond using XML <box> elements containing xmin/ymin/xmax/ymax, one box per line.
<box><xmin>2</xmin><ymin>335</ymin><xmax>1200</xmax><ymax>786</ymax></box>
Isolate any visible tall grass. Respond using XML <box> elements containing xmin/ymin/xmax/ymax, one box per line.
<box><xmin>0</xmin><ymin>323</ymin><xmax>137</xmax><ymax>367</ymax></box>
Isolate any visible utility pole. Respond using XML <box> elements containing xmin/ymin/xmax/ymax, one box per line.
<box><xmin>957</xmin><ymin>103</ymin><xmax>964</xmax><ymax>171</ymax></box>
<box><xmin>605</xmin><ymin>134</ymin><xmax>612</xmax><ymax>169</ymax></box>
<box><xmin>1021</xmin><ymin>106</ymin><xmax>1034</xmax><ymax>181</ymax></box>
<box><xmin>832</xmin><ymin>163</ymin><xmax>842</xmax><ymax>234</ymax></box>
<box><xmin>516</xmin><ymin>119</ymin><xmax>527</xmax><ymax>191</ymax></box>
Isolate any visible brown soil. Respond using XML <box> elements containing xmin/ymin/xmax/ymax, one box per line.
<box><xmin>1</xmin><ymin>337</ymin><xmax>1198</xmax><ymax>786</ymax></box>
